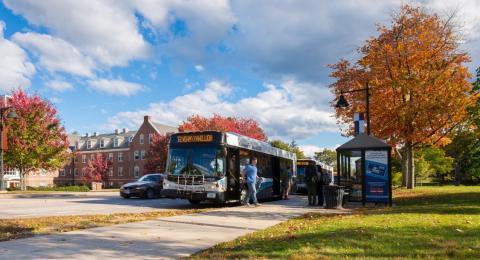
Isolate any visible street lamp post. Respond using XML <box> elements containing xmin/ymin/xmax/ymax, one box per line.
<box><xmin>0</xmin><ymin>107</ymin><xmax>19</xmax><ymax>191</ymax></box>
<box><xmin>336</xmin><ymin>82</ymin><xmax>371</xmax><ymax>135</ymax></box>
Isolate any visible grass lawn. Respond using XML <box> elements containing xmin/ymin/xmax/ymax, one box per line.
<box><xmin>195</xmin><ymin>186</ymin><xmax>480</xmax><ymax>259</ymax></box>
<box><xmin>0</xmin><ymin>209</ymin><xmax>207</xmax><ymax>242</ymax></box>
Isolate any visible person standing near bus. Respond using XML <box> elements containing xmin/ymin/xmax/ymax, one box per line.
<box><xmin>283</xmin><ymin>165</ymin><xmax>293</xmax><ymax>199</ymax></box>
<box><xmin>317</xmin><ymin>166</ymin><xmax>326</xmax><ymax>207</ymax></box>
<box><xmin>242</xmin><ymin>157</ymin><xmax>260</xmax><ymax>206</ymax></box>
<box><xmin>305</xmin><ymin>165</ymin><xmax>318</xmax><ymax>206</ymax></box>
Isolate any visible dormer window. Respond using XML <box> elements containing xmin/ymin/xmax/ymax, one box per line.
<box><xmin>87</xmin><ymin>140</ymin><xmax>92</xmax><ymax>149</ymax></box>
<box><xmin>129</xmin><ymin>136</ymin><xmax>134</xmax><ymax>143</ymax></box>
<box><xmin>114</xmin><ymin>138</ymin><xmax>119</xmax><ymax>147</ymax></box>
<box><xmin>100</xmin><ymin>139</ymin><xmax>105</xmax><ymax>148</ymax></box>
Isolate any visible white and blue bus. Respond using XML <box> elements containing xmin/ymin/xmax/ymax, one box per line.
<box><xmin>162</xmin><ymin>131</ymin><xmax>296</xmax><ymax>204</ymax></box>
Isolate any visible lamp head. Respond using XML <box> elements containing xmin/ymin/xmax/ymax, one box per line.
<box><xmin>335</xmin><ymin>93</ymin><xmax>349</xmax><ymax>108</ymax></box>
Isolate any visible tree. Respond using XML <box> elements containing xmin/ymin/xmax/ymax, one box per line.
<box><xmin>415</xmin><ymin>147</ymin><xmax>454</xmax><ymax>182</ymax></box>
<box><xmin>314</xmin><ymin>149</ymin><xmax>337</xmax><ymax>170</ymax></box>
<box><xmin>179</xmin><ymin>114</ymin><xmax>267</xmax><ymax>141</ymax></box>
<box><xmin>144</xmin><ymin>133</ymin><xmax>168</xmax><ymax>173</ymax></box>
<box><xmin>445</xmin><ymin>67</ymin><xmax>480</xmax><ymax>184</ymax></box>
<box><xmin>269</xmin><ymin>139</ymin><xmax>305</xmax><ymax>159</ymax></box>
<box><xmin>5</xmin><ymin>89</ymin><xmax>69</xmax><ymax>190</ymax></box>
<box><xmin>83</xmin><ymin>153</ymin><xmax>110</xmax><ymax>184</ymax></box>
<box><xmin>329</xmin><ymin>5</ymin><xmax>477</xmax><ymax>189</ymax></box>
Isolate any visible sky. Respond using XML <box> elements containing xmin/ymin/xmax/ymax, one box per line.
<box><xmin>1</xmin><ymin>0</ymin><xmax>480</xmax><ymax>157</ymax></box>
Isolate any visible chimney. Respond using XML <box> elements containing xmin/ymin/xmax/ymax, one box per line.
<box><xmin>123</xmin><ymin>128</ymin><xmax>128</xmax><ymax>133</ymax></box>
<box><xmin>85</xmin><ymin>133</ymin><xmax>89</xmax><ymax>137</ymax></box>
<box><xmin>93</xmin><ymin>132</ymin><xmax>97</xmax><ymax>136</ymax></box>
<box><xmin>144</xmin><ymin>115</ymin><xmax>150</xmax><ymax>122</ymax></box>
<box><xmin>114</xmin><ymin>129</ymin><xmax>119</xmax><ymax>135</ymax></box>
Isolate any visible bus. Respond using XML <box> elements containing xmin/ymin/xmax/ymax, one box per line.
<box><xmin>295</xmin><ymin>159</ymin><xmax>333</xmax><ymax>193</ymax></box>
<box><xmin>162</xmin><ymin>131</ymin><xmax>297</xmax><ymax>204</ymax></box>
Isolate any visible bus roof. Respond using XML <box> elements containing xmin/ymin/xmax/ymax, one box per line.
<box><xmin>169</xmin><ymin>131</ymin><xmax>297</xmax><ymax>161</ymax></box>
<box><xmin>297</xmin><ymin>158</ymin><xmax>333</xmax><ymax>171</ymax></box>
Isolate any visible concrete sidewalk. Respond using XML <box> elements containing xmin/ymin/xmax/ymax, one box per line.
<box><xmin>0</xmin><ymin>196</ymin><xmax>350</xmax><ymax>259</ymax></box>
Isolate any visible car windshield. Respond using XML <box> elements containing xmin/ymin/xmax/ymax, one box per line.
<box><xmin>167</xmin><ymin>146</ymin><xmax>224</xmax><ymax>177</ymax></box>
<box><xmin>138</xmin><ymin>175</ymin><xmax>161</xmax><ymax>182</ymax></box>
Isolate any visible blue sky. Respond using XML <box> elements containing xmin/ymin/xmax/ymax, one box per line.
<box><xmin>1</xmin><ymin>0</ymin><xmax>480</xmax><ymax>156</ymax></box>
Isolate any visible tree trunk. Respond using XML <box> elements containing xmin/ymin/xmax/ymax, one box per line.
<box><xmin>406</xmin><ymin>142</ymin><xmax>415</xmax><ymax>189</ymax></box>
<box><xmin>401</xmin><ymin>149</ymin><xmax>407</xmax><ymax>187</ymax></box>
<box><xmin>454</xmin><ymin>163</ymin><xmax>461</xmax><ymax>186</ymax></box>
<box><xmin>20</xmin><ymin>170</ymin><xmax>26</xmax><ymax>191</ymax></box>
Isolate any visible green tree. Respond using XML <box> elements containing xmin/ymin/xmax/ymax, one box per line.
<box><xmin>415</xmin><ymin>147</ymin><xmax>454</xmax><ymax>183</ymax></box>
<box><xmin>270</xmin><ymin>139</ymin><xmax>305</xmax><ymax>159</ymax></box>
<box><xmin>5</xmin><ymin>89</ymin><xmax>69</xmax><ymax>190</ymax></box>
<box><xmin>314</xmin><ymin>149</ymin><xmax>337</xmax><ymax>170</ymax></box>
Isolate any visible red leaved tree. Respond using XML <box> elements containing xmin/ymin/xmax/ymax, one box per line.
<box><xmin>179</xmin><ymin>114</ymin><xmax>267</xmax><ymax>141</ymax></box>
<box><xmin>144</xmin><ymin>133</ymin><xmax>168</xmax><ymax>174</ymax></box>
<box><xmin>5</xmin><ymin>89</ymin><xmax>69</xmax><ymax>190</ymax></box>
<box><xmin>83</xmin><ymin>153</ymin><xmax>110</xmax><ymax>184</ymax></box>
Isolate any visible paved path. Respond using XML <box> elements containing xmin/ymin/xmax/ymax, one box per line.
<box><xmin>0</xmin><ymin>196</ymin><xmax>349</xmax><ymax>259</ymax></box>
<box><xmin>0</xmin><ymin>193</ymin><xmax>194</xmax><ymax>219</ymax></box>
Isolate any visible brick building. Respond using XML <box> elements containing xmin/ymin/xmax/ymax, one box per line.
<box><xmin>54</xmin><ymin>115</ymin><xmax>177</xmax><ymax>188</ymax></box>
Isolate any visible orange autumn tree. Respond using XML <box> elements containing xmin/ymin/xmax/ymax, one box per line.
<box><xmin>329</xmin><ymin>5</ymin><xmax>477</xmax><ymax>189</ymax></box>
<box><xmin>179</xmin><ymin>114</ymin><xmax>267</xmax><ymax>141</ymax></box>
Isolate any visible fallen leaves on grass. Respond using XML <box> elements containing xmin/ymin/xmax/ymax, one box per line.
<box><xmin>0</xmin><ymin>209</ymin><xmax>208</xmax><ymax>242</ymax></box>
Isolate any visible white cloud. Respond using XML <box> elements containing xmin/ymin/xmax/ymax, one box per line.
<box><xmin>194</xmin><ymin>64</ymin><xmax>204</xmax><ymax>72</ymax></box>
<box><xmin>0</xmin><ymin>20</ymin><xmax>35</xmax><ymax>92</ymax></box>
<box><xmin>104</xmin><ymin>79</ymin><xmax>337</xmax><ymax>139</ymax></box>
<box><xmin>13</xmin><ymin>32</ymin><xmax>94</xmax><ymax>77</ymax></box>
<box><xmin>4</xmin><ymin>0</ymin><xmax>151</xmax><ymax>67</ymax></box>
<box><xmin>298</xmin><ymin>145</ymin><xmax>323</xmax><ymax>158</ymax></box>
<box><xmin>45</xmin><ymin>80</ymin><xmax>73</xmax><ymax>92</ymax></box>
<box><xmin>88</xmin><ymin>79</ymin><xmax>146</xmax><ymax>96</ymax></box>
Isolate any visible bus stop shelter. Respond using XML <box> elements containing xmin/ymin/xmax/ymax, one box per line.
<box><xmin>336</xmin><ymin>133</ymin><xmax>392</xmax><ymax>206</ymax></box>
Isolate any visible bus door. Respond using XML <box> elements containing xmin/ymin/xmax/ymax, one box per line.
<box><xmin>226</xmin><ymin>148</ymin><xmax>240</xmax><ymax>200</ymax></box>
<box><xmin>272</xmin><ymin>157</ymin><xmax>281</xmax><ymax>196</ymax></box>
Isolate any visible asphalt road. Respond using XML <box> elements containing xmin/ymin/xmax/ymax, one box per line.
<box><xmin>0</xmin><ymin>192</ymin><xmax>197</xmax><ymax>219</ymax></box>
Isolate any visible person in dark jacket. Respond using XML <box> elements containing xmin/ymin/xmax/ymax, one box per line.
<box><xmin>317</xmin><ymin>166</ymin><xmax>325</xmax><ymax>207</ymax></box>
<box><xmin>305</xmin><ymin>165</ymin><xmax>318</xmax><ymax>206</ymax></box>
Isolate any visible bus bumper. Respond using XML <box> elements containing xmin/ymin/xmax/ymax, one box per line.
<box><xmin>162</xmin><ymin>189</ymin><xmax>226</xmax><ymax>202</ymax></box>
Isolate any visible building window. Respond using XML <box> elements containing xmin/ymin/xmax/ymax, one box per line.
<box><xmin>109</xmin><ymin>167</ymin><xmax>113</xmax><ymax>177</ymax></box>
<box><xmin>114</xmin><ymin>138</ymin><xmax>119</xmax><ymax>147</ymax></box>
<box><xmin>90</xmin><ymin>154</ymin><xmax>94</xmax><ymax>161</ymax></box>
<box><xmin>129</xmin><ymin>136</ymin><xmax>134</xmax><ymax>143</ymax></box>
<box><xmin>74</xmin><ymin>156</ymin><xmax>79</xmax><ymax>163</ymax></box>
<box><xmin>141</xmin><ymin>150</ymin><xmax>145</xmax><ymax>160</ymax></box>
<box><xmin>82</xmin><ymin>155</ymin><xmax>86</xmax><ymax>163</ymax></box>
<box><xmin>118</xmin><ymin>152</ymin><xmax>123</xmax><ymax>162</ymax></box>
<box><xmin>149</xmin><ymin>133</ymin><xmax>153</xmax><ymax>144</ymax></box>
<box><xmin>140</xmin><ymin>134</ymin><xmax>144</xmax><ymax>145</ymax></box>
<box><xmin>134</xmin><ymin>166</ymin><xmax>140</xmax><ymax>177</ymax></box>
<box><xmin>60</xmin><ymin>169</ymin><xmax>65</xmax><ymax>176</ymax></box>
<box><xmin>108</xmin><ymin>153</ymin><xmax>113</xmax><ymax>161</ymax></box>
<box><xmin>100</xmin><ymin>139</ymin><xmax>105</xmax><ymax>148</ymax></box>
<box><xmin>87</xmin><ymin>140</ymin><xmax>92</xmax><ymax>149</ymax></box>
<box><xmin>118</xmin><ymin>167</ymin><xmax>123</xmax><ymax>176</ymax></box>
<box><xmin>74</xmin><ymin>168</ymin><xmax>78</xmax><ymax>176</ymax></box>
<box><xmin>134</xmin><ymin>151</ymin><xmax>139</xmax><ymax>160</ymax></box>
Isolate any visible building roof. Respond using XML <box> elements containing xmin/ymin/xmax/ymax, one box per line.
<box><xmin>150</xmin><ymin>122</ymin><xmax>178</xmax><ymax>135</ymax></box>
<box><xmin>336</xmin><ymin>133</ymin><xmax>391</xmax><ymax>151</ymax></box>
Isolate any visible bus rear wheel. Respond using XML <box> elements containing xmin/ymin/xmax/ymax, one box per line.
<box><xmin>188</xmin><ymin>199</ymin><xmax>201</xmax><ymax>205</ymax></box>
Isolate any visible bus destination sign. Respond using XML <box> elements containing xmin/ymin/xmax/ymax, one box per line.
<box><xmin>297</xmin><ymin>161</ymin><xmax>314</xmax><ymax>166</ymax></box>
<box><xmin>177</xmin><ymin>134</ymin><xmax>214</xmax><ymax>143</ymax></box>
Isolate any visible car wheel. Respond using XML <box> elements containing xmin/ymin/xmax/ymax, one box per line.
<box><xmin>145</xmin><ymin>188</ymin><xmax>155</xmax><ymax>199</ymax></box>
<box><xmin>188</xmin><ymin>199</ymin><xmax>201</xmax><ymax>205</ymax></box>
<box><xmin>121</xmin><ymin>195</ymin><xmax>130</xmax><ymax>199</ymax></box>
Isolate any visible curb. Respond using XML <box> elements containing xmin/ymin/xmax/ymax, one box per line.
<box><xmin>0</xmin><ymin>191</ymin><xmax>119</xmax><ymax>199</ymax></box>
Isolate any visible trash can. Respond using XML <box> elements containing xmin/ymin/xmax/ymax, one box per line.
<box><xmin>324</xmin><ymin>185</ymin><xmax>344</xmax><ymax>209</ymax></box>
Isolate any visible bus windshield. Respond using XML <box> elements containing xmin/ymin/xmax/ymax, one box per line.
<box><xmin>167</xmin><ymin>146</ymin><xmax>224</xmax><ymax>177</ymax></box>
